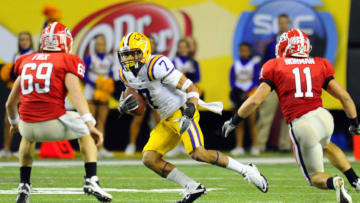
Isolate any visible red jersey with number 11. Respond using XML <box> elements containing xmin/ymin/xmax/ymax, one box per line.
<box><xmin>259</xmin><ymin>57</ymin><xmax>334</xmax><ymax>123</ymax></box>
<box><xmin>14</xmin><ymin>53</ymin><xmax>85</xmax><ymax>122</ymax></box>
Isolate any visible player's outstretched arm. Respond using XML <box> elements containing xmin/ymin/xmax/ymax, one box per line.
<box><xmin>326</xmin><ymin>79</ymin><xmax>360</xmax><ymax>135</ymax></box>
<box><xmin>65</xmin><ymin>73</ymin><xmax>103</xmax><ymax>146</ymax></box>
<box><xmin>237</xmin><ymin>82</ymin><xmax>271</xmax><ymax>118</ymax></box>
<box><xmin>176</xmin><ymin>74</ymin><xmax>199</xmax><ymax>105</ymax></box>
<box><xmin>326</xmin><ymin>79</ymin><xmax>357</xmax><ymax>119</ymax></box>
<box><xmin>222</xmin><ymin>82</ymin><xmax>271</xmax><ymax>138</ymax></box>
<box><xmin>5</xmin><ymin>77</ymin><xmax>21</xmax><ymax>134</ymax></box>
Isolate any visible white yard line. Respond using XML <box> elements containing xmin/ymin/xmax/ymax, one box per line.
<box><xmin>0</xmin><ymin>187</ymin><xmax>222</xmax><ymax>195</ymax></box>
<box><xmin>0</xmin><ymin>157</ymin><xmax>355</xmax><ymax>167</ymax></box>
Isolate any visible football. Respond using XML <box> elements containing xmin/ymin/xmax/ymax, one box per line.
<box><xmin>123</xmin><ymin>88</ymin><xmax>147</xmax><ymax>115</ymax></box>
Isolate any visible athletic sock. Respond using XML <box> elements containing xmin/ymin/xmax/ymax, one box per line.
<box><xmin>326</xmin><ymin>177</ymin><xmax>335</xmax><ymax>190</ymax></box>
<box><xmin>167</xmin><ymin>168</ymin><xmax>198</xmax><ymax>191</ymax></box>
<box><xmin>226</xmin><ymin>156</ymin><xmax>247</xmax><ymax>175</ymax></box>
<box><xmin>344</xmin><ymin>168</ymin><xmax>359</xmax><ymax>187</ymax></box>
<box><xmin>85</xmin><ymin>162</ymin><xmax>97</xmax><ymax>178</ymax></box>
<box><xmin>20</xmin><ymin>166</ymin><xmax>32</xmax><ymax>184</ymax></box>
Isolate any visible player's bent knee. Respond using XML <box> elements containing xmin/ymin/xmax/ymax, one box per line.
<box><xmin>142</xmin><ymin>151</ymin><xmax>160</xmax><ymax>168</ymax></box>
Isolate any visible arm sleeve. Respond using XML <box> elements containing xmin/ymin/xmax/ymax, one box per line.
<box><xmin>66</xmin><ymin>55</ymin><xmax>86</xmax><ymax>80</ymax></box>
<box><xmin>259</xmin><ymin>59</ymin><xmax>276</xmax><ymax>90</ymax></box>
<box><xmin>13</xmin><ymin>55</ymin><xmax>25</xmax><ymax>76</ymax></box>
<box><xmin>83</xmin><ymin>56</ymin><xmax>96</xmax><ymax>87</ymax></box>
<box><xmin>148</xmin><ymin>55</ymin><xmax>175</xmax><ymax>81</ymax></box>
<box><xmin>161</xmin><ymin>68</ymin><xmax>183</xmax><ymax>89</ymax></box>
<box><xmin>321</xmin><ymin>58</ymin><xmax>335</xmax><ymax>90</ymax></box>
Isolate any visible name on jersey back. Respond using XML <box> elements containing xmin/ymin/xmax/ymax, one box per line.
<box><xmin>284</xmin><ymin>58</ymin><xmax>315</xmax><ymax>65</ymax></box>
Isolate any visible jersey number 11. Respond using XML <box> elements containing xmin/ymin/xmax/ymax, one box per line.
<box><xmin>292</xmin><ymin>67</ymin><xmax>314</xmax><ymax>98</ymax></box>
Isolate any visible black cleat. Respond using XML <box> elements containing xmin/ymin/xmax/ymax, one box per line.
<box><xmin>175</xmin><ymin>184</ymin><xmax>206</xmax><ymax>203</ymax></box>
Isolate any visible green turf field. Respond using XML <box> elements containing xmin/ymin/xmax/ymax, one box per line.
<box><xmin>1</xmin><ymin>158</ymin><xmax>360</xmax><ymax>202</ymax></box>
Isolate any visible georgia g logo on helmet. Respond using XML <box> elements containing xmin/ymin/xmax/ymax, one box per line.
<box><xmin>40</xmin><ymin>22</ymin><xmax>73</xmax><ymax>53</ymax></box>
<box><xmin>275</xmin><ymin>29</ymin><xmax>311</xmax><ymax>58</ymax></box>
<box><xmin>117</xmin><ymin>32</ymin><xmax>151</xmax><ymax>76</ymax></box>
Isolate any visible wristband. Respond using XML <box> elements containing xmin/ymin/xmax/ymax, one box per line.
<box><xmin>349</xmin><ymin>117</ymin><xmax>359</xmax><ymax>126</ymax></box>
<box><xmin>81</xmin><ymin>113</ymin><xmax>97</xmax><ymax>126</ymax></box>
<box><xmin>231</xmin><ymin>113</ymin><xmax>244</xmax><ymax>126</ymax></box>
<box><xmin>181</xmin><ymin>79</ymin><xmax>192</xmax><ymax>91</ymax></box>
<box><xmin>8</xmin><ymin>114</ymin><xmax>20</xmax><ymax>125</ymax></box>
<box><xmin>186</xmin><ymin>92</ymin><xmax>199</xmax><ymax>100</ymax></box>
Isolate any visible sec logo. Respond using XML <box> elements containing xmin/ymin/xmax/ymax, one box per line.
<box><xmin>233</xmin><ymin>0</ymin><xmax>337</xmax><ymax>63</ymax></box>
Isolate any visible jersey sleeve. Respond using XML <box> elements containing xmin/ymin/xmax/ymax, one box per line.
<box><xmin>147</xmin><ymin>55</ymin><xmax>175</xmax><ymax>81</ymax></box>
<box><xmin>259</xmin><ymin>59</ymin><xmax>276</xmax><ymax>90</ymax></box>
<box><xmin>320</xmin><ymin>58</ymin><xmax>335</xmax><ymax>89</ymax></box>
<box><xmin>65</xmin><ymin>55</ymin><xmax>86</xmax><ymax>79</ymax></box>
<box><xmin>13</xmin><ymin>54</ymin><xmax>26</xmax><ymax>76</ymax></box>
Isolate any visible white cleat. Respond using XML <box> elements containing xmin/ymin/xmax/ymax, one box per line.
<box><xmin>250</xmin><ymin>147</ymin><xmax>260</xmax><ymax>156</ymax></box>
<box><xmin>124</xmin><ymin>143</ymin><xmax>136</xmax><ymax>155</ymax></box>
<box><xmin>15</xmin><ymin>183</ymin><xmax>31</xmax><ymax>203</ymax></box>
<box><xmin>243</xmin><ymin>163</ymin><xmax>268</xmax><ymax>193</ymax></box>
<box><xmin>97</xmin><ymin>149</ymin><xmax>114</xmax><ymax>158</ymax></box>
<box><xmin>334</xmin><ymin>176</ymin><xmax>352</xmax><ymax>203</ymax></box>
<box><xmin>83</xmin><ymin>176</ymin><xmax>112</xmax><ymax>202</ymax></box>
<box><xmin>230</xmin><ymin>147</ymin><xmax>245</xmax><ymax>156</ymax></box>
<box><xmin>352</xmin><ymin>178</ymin><xmax>360</xmax><ymax>192</ymax></box>
<box><xmin>0</xmin><ymin>149</ymin><xmax>11</xmax><ymax>159</ymax></box>
<box><xmin>176</xmin><ymin>183</ymin><xmax>206</xmax><ymax>203</ymax></box>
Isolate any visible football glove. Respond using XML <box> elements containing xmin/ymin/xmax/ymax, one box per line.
<box><xmin>178</xmin><ymin>103</ymin><xmax>196</xmax><ymax>134</ymax></box>
<box><xmin>117</xmin><ymin>92</ymin><xmax>139</xmax><ymax>116</ymax></box>
<box><xmin>349</xmin><ymin>117</ymin><xmax>360</xmax><ymax>136</ymax></box>
<box><xmin>222</xmin><ymin>113</ymin><xmax>244</xmax><ymax>138</ymax></box>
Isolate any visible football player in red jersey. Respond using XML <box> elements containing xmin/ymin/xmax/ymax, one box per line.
<box><xmin>223</xmin><ymin>29</ymin><xmax>360</xmax><ymax>203</ymax></box>
<box><xmin>6</xmin><ymin>22</ymin><xmax>112</xmax><ymax>203</ymax></box>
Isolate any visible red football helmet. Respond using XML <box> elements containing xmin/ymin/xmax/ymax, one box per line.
<box><xmin>275</xmin><ymin>29</ymin><xmax>311</xmax><ymax>58</ymax></box>
<box><xmin>40</xmin><ymin>22</ymin><xmax>73</xmax><ymax>53</ymax></box>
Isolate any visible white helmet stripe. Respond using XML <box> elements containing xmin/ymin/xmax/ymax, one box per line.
<box><xmin>124</xmin><ymin>32</ymin><xmax>134</xmax><ymax>47</ymax></box>
<box><xmin>296</xmin><ymin>28</ymin><xmax>304</xmax><ymax>47</ymax></box>
<box><xmin>49</xmin><ymin>22</ymin><xmax>58</xmax><ymax>36</ymax></box>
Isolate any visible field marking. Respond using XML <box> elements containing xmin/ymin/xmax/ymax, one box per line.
<box><xmin>0</xmin><ymin>187</ymin><xmax>222</xmax><ymax>195</ymax></box>
<box><xmin>0</xmin><ymin>157</ymin><xmax>355</xmax><ymax>167</ymax></box>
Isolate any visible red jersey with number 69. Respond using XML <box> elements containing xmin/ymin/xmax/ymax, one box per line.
<box><xmin>259</xmin><ymin>57</ymin><xmax>334</xmax><ymax>123</ymax></box>
<box><xmin>14</xmin><ymin>52</ymin><xmax>85</xmax><ymax>122</ymax></box>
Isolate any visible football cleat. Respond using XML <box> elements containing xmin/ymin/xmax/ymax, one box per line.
<box><xmin>83</xmin><ymin>176</ymin><xmax>112</xmax><ymax>202</ymax></box>
<box><xmin>353</xmin><ymin>178</ymin><xmax>360</xmax><ymax>192</ymax></box>
<box><xmin>15</xmin><ymin>183</ymin><xmax>31</xmax><ymax>203</ymax></box>
<box><xmin>334</xmin><ymin>176</ymin><xmax>352</xmax><ymax>203</ymax></box>
<box><xmin>243</xmin><ymin>163</ymin><xmax>268</xmax><ymax>193</ymax></box>
<box><xmin>175</xmin><ymin>184</ymin><xmax>206</xmax><ymax>203</ymax></box>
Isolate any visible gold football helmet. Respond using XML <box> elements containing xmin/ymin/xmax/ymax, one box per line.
<box><xmin>118</xmin><ymin>32</ymin><xmax>151</xmax><ymax>75</ymax></box>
